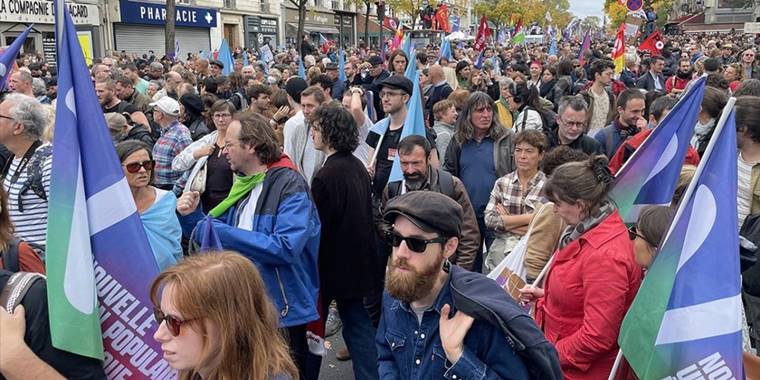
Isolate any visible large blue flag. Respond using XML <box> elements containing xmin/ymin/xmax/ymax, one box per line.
<box><xmin>338</xmin><ymin>48</ymin><xmax>347</xmax><ymax>82</ymax></box>
<box><xmin>199</xmin><ymin>214</ymin><xmax>223</xmax><ymax>252</ymax></box>
<box><xmin>47</xmin><ymin>0</ymin><xmax>169</xmax><ymax>375</ymax></box>
<box><xmin>619</xmin><ymin>97</ymin><xmax>743</xmax><ymax>379</ymax></box>
<box><xmin>609</xmin><ymin>76</ymin><xmax>706</xmax><ymax>223</ymax></box>
<box><xmin>218</xmin><ymin>38</ymin><xmax>234</xmax><ymax>75</ymax></box>
<box><xmin>242</xmin><ymin>49</ymin><xmax>249</xmax><ymax>66</ymax></box>
<box><xmin>548</xmin><ymin>35</ymin><xmax>558</xmax><ymax>56</ymax></box>
<box><xmin>404</xmin><ymin>48</ymin><xmax>417</xmax><ymax>81</ymax></box>
<box><xmin>402</xmin><ymin>36</ymin><xmax>414</xmax><ymax>63</ymax></box>
<box><xmin>0</xmin><ymin>25</ymin><xmax>33</xmax><ymax>91</ymax></box>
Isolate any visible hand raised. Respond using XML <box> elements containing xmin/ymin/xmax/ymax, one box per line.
<box><xmin>439</xmin><ymin>304</ymin><xmax>474</xmax><ymax>364</ymax></box>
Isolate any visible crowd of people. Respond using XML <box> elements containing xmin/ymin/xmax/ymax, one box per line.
<box><xmin>1</xmin><ymin>27</ymin><xmax>760</xmax><ymax>380</ymax></box>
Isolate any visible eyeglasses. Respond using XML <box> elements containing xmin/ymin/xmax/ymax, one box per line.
<box><xmin>153</xmin><ymin>308</ymin><xmax>193</xmax><ymax>337</ymax></box>
<box><xmin>123</xmin><ymin>160</ymin><xmax>155</xmax><ymax>173</ymax></box>
<box><xmin>628</xmin><ymin>225</ymin><xmax>656</xmax><ymax>247</ymax></box>
<box><xmin>379</xmin><ymin>91</ymin><xmax>405</xmax><ymax>98</ymax></box>
<box><xmin>560</xmin><ymin>118</ymin><xmax>585</xmax><ymax>128</ymax></box>
<box><xmin>0</xmin><ymin>114</ymin><xmax>14</xmax><ymax>122</ymax></box>
<box><xmin>385</xmin><ymin>230</ymin><xmax>447</xmax><ymax>253</ymax></box>
<box><xmin>213</xmin><ymin>113</ymin><xmax>232</xmax><ymax>119</ymax></box>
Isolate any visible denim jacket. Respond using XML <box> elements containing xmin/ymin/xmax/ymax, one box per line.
<box><xmin>375</xmin><ymin>276</ymin><xmax>529</xmax><ymax>380</ymax></box>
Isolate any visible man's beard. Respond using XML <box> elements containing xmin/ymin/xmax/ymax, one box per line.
<box><xmin>385</xmin><ymin>254</ymin><xmax>443</xmax><ymax>304</ymax></box>
<box><xmin>403</xmin><ymin>172</ymin><xmax>427</xmax><ymax>191</ymax></box>
<box><xmin>677</xmin><ymin>69</ymin><xmax>692</xmax><ymax>79</ymax></box>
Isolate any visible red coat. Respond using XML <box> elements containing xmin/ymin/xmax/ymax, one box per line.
<box><xmin>536</xmin><ymin>211</ymin><xmax>643</xmax><ymax>380</ymax></box>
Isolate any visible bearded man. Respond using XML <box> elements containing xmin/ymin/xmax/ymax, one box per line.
<box><xmin>375</xmin><ymin>191</ymin><xmax>530</xmax><ymax>379</ymax></box>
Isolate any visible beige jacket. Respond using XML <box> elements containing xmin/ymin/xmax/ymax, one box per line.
<box><xmin>524</xmin><ymin>202</ymin><xmax>566</xmax><ymax>282</ymax></box>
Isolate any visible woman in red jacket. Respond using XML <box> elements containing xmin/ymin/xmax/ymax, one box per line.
<box><xmin>520</xmin><ymin>156</ymin><xmax>643</xmax><ymax>380</ymax></box>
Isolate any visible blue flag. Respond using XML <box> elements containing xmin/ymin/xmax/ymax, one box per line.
<box><xmin>338</xmin><ymin>48</ymin><xmax>347</xmax><ymax>82</ymax></box>
<box><xmin>199</xmin><ymin>214</ymin><xmax>223</xmax><ymax>252</ymax></box>
<box><xmin>439</xmin><ymin>38</ymin><xmax>452</xmax><ymax>61</ymax></box>
<box><xmin>619</xmin><ymin>98</ymin><xmax>743</xmax><ymax>379</ymax></box>
<box><xmin>473</xmin><ymin>51</ymin><xmax>485</xmax><ymax>69</ymax></box>
<box><xmin>402</xmin><ymin>36</ymin><xmax>414</xmax><ymax>62</ymax></box>
<box><xmin>0</xmin><ymin>25</ymin><xmax>33</xmax><ymax>91</ymax></box>
<box><xmin>298</xmin><ymin>55</ymin><xmax>306</xmax><ymax>78</ymax></box>
<box><xmin>47</xmin><ymin>0</ymin><xmax>168</xmax><ymax>374</ymax></box>
<box><xmin>365</xmin><ymin>90</ymin><xmax>377</xmax><ymax>123</ymax></box>
<box><xmin>548</xmin><ymin>36</ymin><xmax>558</xmax><ymax>56</ymax></box>
<box><xmin>609</xmin><ymin>76</ymin><xmax>706</xmax><ymax>223</ymax></box>
<box><xmin>218</xmin><ymin>38</ymin><xmax>234</xmax><ymax>75</ymax></box>
<box><xmin>404</xmin><ymin>49</ymin><xmax>417</xmax><ymax>81</ymax></box>
<box><xmin>243</xmin><ymin>50</ymin><xmax>249</xmax><ymax>66</ymax></box>
<box><xmin>578</xmin><ymin>31</ymin><xmax>591</xmax><ymax>65</ymax></box>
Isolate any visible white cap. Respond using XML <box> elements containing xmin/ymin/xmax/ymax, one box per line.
<box><xmin>149</xmin><ymin>97</ymin><xmax>180</xmax><ymax>117</ymax></box>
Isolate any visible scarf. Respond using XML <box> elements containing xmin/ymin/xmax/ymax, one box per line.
<box><xmin>559</xmin><ymin>201</ymin><xmax>616</xmax><ymax>249</ymax></box>
<box><xmin>208</xmin><ymin>171</ymin><xmax>266</xmax><ymax>217</ymax></box>
<box><xmin>691</xmin><ymin>118</ymin><xmax>716</xmax><ymax>147</ymax></box>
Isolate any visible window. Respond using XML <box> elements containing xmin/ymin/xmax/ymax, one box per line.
<box><xmin>177</xmin><ymin>0</ymin><xmax>192</xmax><ymax>4</ymax></box>
<box><xmin>332</xmin><ymin>0</ymin><xmax>340</xmax><ymax>9</ymax></box>
<box><xmin>260</xmin><ymin>0</ymin><xmax>270</xmax><ymax>13</ymax></box>
<box><xmin>223</xmin><ymin>0</ymin><xmax>236</xmax><ymax>8</ymax></box>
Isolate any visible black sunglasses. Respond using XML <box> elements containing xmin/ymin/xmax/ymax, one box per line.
<box><xmin>385</xmin><ymin>230</ymin><xmax>448</xmax><ymax>253</ymax></box>
<box><xmin>628</xmin><ymin>225</ymin><xmax>656</xmax><ymax>247</ymax></box>
<box><xmin>124</xmin><ymin>160</ymin><xmax>155</xmax><ymax>173</ymax></box>
<box><xmin>153</xmin><ymin>308</ymin><xmax>193</xmax><ymax>337</ymax></box>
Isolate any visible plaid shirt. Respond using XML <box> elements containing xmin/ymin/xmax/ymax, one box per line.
<box><xmin>484</xmin><ymin>170</ymin><xmax>546</xmax><ymax>234</ymax></box>
<box><xmin>152</xmin><ymin>120</ymin><xmax>192</xmax><ymax>186</ymax></box>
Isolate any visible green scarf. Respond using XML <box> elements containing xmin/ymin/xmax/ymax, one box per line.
<box><xmin>208</xmin><ymin>171</ymin><xmax>266</xmax><ymax>217</ymax></box>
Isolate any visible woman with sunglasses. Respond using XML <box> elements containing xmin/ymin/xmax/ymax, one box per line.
<box><xmin>630</xmin><ymin>206</ymin><xmax>675</xmax><ymax>269</ymax></box>
<box><xmin>172</xmin><ymin>100</ymin><xmax>236</xmax><ymax>213</ymax></box>
<box><xmin>150</xmin><ymin>251</ymin><xmax>298</xmax><ymax>380</ymax></box>
<box><xmin>519</xmin><ymin>156</ymin><xmax>643</xmax><ymax>380</ymax></box>
<box><xmin>117</xmin><ymin>141</ymin><xmax>182</xmax><ymax>270</ymax></box>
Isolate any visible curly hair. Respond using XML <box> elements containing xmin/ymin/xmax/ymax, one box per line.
<box><xmin>311</xmin><ymin>102</ymin><xmax>359</xmax><ymax>153</ymax></box>
<box><xmin>454</xmin><ymin>91</ymin><xmax>507</xmax><ymax>144</ymax></box>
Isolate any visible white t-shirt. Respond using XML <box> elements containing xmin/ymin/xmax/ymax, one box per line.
<box><xmin>2</xmin><ymin>146</ymin><xmax>52</xmax><ymax>246</ymax></box>
<box><xmin>738</xmin><ymin>153</ymin><xmax>754</xmax><ymax>228</ymax></box>
<box><xmin>237</xmin><ymin>184</ymin><xmax>264</xmax><ymax>231</ymax></box>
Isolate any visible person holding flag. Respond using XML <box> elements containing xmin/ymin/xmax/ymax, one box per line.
<box><xmin>519</xmin><ymin>156</ymin><xmax>643</xmax><ymax>379</ymax></box>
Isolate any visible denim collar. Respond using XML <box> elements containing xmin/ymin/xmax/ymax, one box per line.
<box><xmin>392</xmin><ymin>274</ymin><xmax>452</xmax><ymax>317</ymax></box>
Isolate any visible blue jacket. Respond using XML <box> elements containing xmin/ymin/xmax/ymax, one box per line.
<box><xmin>376</xmin><ymin>275</ymin><xmax>529</xmax><ymax>380</ymax></box>
<box><xmin>181</xmin><ymin>167</ymin><xmax>321</xmax><ymax>328</ymax></box>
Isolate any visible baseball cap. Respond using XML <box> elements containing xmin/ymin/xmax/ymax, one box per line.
<box><xmin>149</xmin><ymin>97</ymin><xmax>180</xmax><ymax>117</ymax></box>
<box><xmin>378</xmin><ymin>75</ymin><xmax>413</xmax><ymax>96</ymax></box>
<box><xmin>383</xmin><ymin>191</ymin><xmax>463</xmax><ymax>238</ymax></box>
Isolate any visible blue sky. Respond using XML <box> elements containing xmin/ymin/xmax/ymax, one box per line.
<box><xmin>569</xmin><ymin>0</ymin><xmax>605</xmax><ymax>19</ymax></box>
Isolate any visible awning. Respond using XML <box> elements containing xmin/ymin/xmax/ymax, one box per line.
<box><xmin>287</xmin><ymin>23</ymin><xmax>340</xmax><ymax>35</ymax></box>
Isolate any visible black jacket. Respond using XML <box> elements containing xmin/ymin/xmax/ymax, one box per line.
<box><xmin>544</xmin><ymin>120</ymin><xmax>603</xmax><ymax>156</ymax></box>
<box><xmin>362</xmin><ymin>70</ymin><xmax>391</xmax><ymax>121</ymax></box>
<box><xmin>310</xmin><ymin>152</ymin><xmax>379</xmax><ymax>299</ymax></box>
<box><xmin>121</xmin><ymin>125</ymin><xmax>155</xmax><ymax>149</ymax></box>
<box><xmin>447</xmin><ymin>264</ymin><xmax>563</xmax><ymax>380</ymax></box>
<box><xmin>425</xmin><ymin>82</ymin><xmax>453</xmax><ymax>127</ymax></box>
<box><xmin>636</xmin><ymin>71</ymin><xmax>666</xmax><ymax>92</ymax></box>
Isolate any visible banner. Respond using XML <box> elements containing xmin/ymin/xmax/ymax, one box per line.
<box><xmin>473</xmin><ymin>15</ymin><xmax>491</xmax><ymax>51</ymax></box>
<box><xmin>47</xmin><ymin>1</ymin><xmax>171</xmax><ymax>378</ymax></box>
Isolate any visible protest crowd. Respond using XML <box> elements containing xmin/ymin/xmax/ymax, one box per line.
<box><xmin>2</xmin><ymin>5</ymin><xmax>760</xmax><ymax>379</ymax></box>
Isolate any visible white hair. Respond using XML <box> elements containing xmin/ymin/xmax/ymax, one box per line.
<box><xmin>2</xmin><ymin>93</ymin><xmax>47</xmax><ymax>139</ymax></box>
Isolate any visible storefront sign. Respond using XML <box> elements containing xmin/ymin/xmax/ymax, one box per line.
<box><xmin>286</xmin><ymin>7</ymin><xmax>332</xmax><ymax>25</ymax></box>
<box><xmin>119</xmin><ymin>0</ymin><xmax>217</xmax><ymax>28</ymax></box>
<box><xmin>261</xmin><ymin>18</ymin><xmax>278</xmax><ymax>34</ymax></box>
<box><xmin>0</xmin><ymin>0</ymin><xmax>99</xmax><ymax>25</ymax></box>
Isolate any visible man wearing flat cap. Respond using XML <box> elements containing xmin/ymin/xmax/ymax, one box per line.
<box><xmin>209</xmin><ymin>59</ymin><xmax>224</xmax><ymax>77</ymax></box>
<box><xmin>325</xmin><ymin>62</ymin><xmax>347</xmax><ymax>100</ymax></box>
<box><xmin>361</xmin><ymin>55</ymin><xmax>390</xmax><ymax>120</ymax></box>
<box><xmin>376</xmin><ymin>191</ymin><xmax>529</xmax><ymax>379</ymax></box>
<box><xmin>366</xmin><ymin>76</ymin><xmax>439</xmax><ymax>198</ymax></box>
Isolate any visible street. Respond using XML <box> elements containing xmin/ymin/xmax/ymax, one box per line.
<box><xmin>319</xmin><ymin>332</ymin><xmax>356</xmax><ymax>380</ymax></box>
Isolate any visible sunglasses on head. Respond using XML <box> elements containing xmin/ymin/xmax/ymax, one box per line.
<box><xmin>124</xmin><ymin>160</ymin><xmax>155</xmax><ymax>173</ymax></box>
<box><xmin>384</xmin><ymin>230</ymin><xmax>447</xmax><ymax>253</ymax></box>
<box><xmin>628</xmin><ymin>225</ymin><xmax>656</xmax><ymax>247</ymax></box>
<box><xmin>154</xmin><ymin>308</ymin><xmax>193</xmax><ymax>337</ymax></box>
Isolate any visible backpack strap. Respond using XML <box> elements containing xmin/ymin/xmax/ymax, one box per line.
<box><xmin>0</xmin><ymin>272</ymin><xmax>45</xmax><ymax>312</ymax></box>
<box><xmin>19</xmin><ymin>145</ymin><xmax>52</xmax><ymax>212</ymax></box>
<box><xmin>387</xmin><ymin>181</ymin><xmax>402</xmax><ymax>199</ymax></box>
<box><xmin>604</xmin><ymin>128</ymin><xmax>616</xmax><ymax>158</ymax></box>
<box><xmin>437</xmin><ymin>170</ymin><xmax>456</xmax><ymax>199</ymax></box>
<box><xmin>1</xmin><ymin>238</ymin><xmax>20</xmax><ymax>273</ymax></box>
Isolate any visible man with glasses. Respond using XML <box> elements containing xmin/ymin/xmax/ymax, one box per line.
<box><xmin>376</xmin><ymin>190</ymin><xmax>530</xmax><ymax>379</ymax></box>
<box><xmin>740</xmin><ymin>49</ymin><xmax>760</xmax><ymax>80</ymax></box>
<box><xmin>0</xmin><ymin>94</ymin><xmax>53</xmax><ymax>246</ymax></box>
<box><xmin>150</xmin><ymin>97</ymin><xmax>192</xmax><ymax>192</ymax></box>
<box><xmin>544</xmin><ymin>96</ymin><xmax>602</xmax><ymax>156</ymax></box>
<box><xmin>177</xmin><ymin>113</ymin><xmax>320</xmax><ymax>379</ymax></box>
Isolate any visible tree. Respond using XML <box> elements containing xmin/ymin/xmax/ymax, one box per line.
<box><xmin>165</xmin><ymin>0</ymin><xmax>176</xmax><ymax>60</ymax></box>
<box><xmin>580</xmin><ymin>15</ymin><xmax>602</xmax><ymax>32</ymax></box>
<box><xmin>344</xmin><ymin>0</ymin><xmax>373</xmax><ymax>48</ymax></box>
<box><xmin>290</xmin><ymin>0</ymin><xmax>308</xmax><ymax>56</ymax></box>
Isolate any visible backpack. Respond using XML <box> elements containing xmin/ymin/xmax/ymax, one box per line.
<box><xmin>387</xmin><ymin>169</ymin><xmax>455</xmax><ymax>199</ymax></box>
<box><xmin>1</xmin><ymin>238</ymin><xmax>45</xmax><ymax>273</ymax></box>
<box><xmin>0</xmin><ymin>271</ymin><xmax>45</xmax><ymax>313</ymax></box>
<box><xmin>18</xmin><ymin>145</ymin><xmax>52</xmax><ymax>212</ymax></box>
<box><xmin>230</xmin><ymin>91</ymin><xmax>248</xmax><ymax>111</ymax></box>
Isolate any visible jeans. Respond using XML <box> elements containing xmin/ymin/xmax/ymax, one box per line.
<box><xmin>325</xmin><ymin>297</ymin><xmax>380</xmax><ymax>380</ymax></box>
<box><xmin>475</xmin><ymin>216</ymin><xmax>494</xmax><ymax>274</ymax></box>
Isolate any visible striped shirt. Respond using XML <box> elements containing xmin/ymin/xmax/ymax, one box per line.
<box><xmin>2</xmin><ymin>146</ymin><xmax>52</xmax><ymax>246</ymax></box>
<box><xmin>738</xmin><ymin>154</ymin><xmax>753</xmax><ymax>228</ymax></box>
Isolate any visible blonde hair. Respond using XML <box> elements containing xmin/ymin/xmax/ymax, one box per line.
<box><xmin>150</xmin><ymin>252</ymin><xmax>297</xmax><ymax>380</ymax></box>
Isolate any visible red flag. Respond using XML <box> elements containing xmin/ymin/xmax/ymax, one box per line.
<box><xmin>473</xmin><ymin>15</ymin><xmax>491</xmax><ymax>51</ymax></box>
<box><xmin>383</xmin><ymin>17</ymin><xmax>400</xmax><ymax>31</ymax></box>
<box><xmin>639</xmin><ymin>30</ymin><xmax>664</xmax><ymax>54</ymax></box>
<box><xmin>435</xmin><ymin>4</ymin><xmax>450</xmax><ymax>32</ymax></box>
<box><xmin>514</xmin><ymin>18</ymin><xmax>523</xmax><ymax>34</ymax></box>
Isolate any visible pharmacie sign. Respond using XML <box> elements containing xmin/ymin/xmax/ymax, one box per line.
<box><xmin>119</xmin><ymin>0</ymin><xmax>218</xmax><ymax>28</ymax></box>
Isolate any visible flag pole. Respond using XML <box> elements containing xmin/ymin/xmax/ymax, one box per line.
<box><xmin>608</xmin><ymin>349</ymin><xmax>623</xmax><ymax>380</ymax></box>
